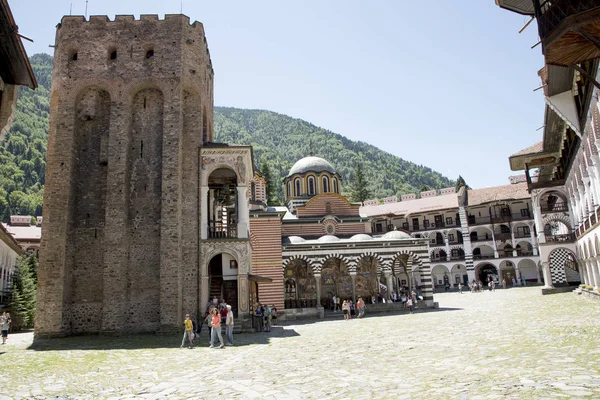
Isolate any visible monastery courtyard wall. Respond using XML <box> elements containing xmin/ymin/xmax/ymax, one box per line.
<box><xmin>4</xmin><ymin>287</ymin><xmax>600</xmax><ymax>398</ymax></box>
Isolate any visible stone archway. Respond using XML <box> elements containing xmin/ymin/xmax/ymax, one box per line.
<box><xmin>207</xmin><ymin>252</ymin><xmax>239</xmax><ymax>315</ymax></box>
<box><xmin>475</xmin><ymin>263</ymin><xmax>498</xmax><ymax>284</ymax></box>
<box><xmin>321</xmin><ymin>257</ymin><xmax>352</xmax><ymax>303</ymax></box>
<box><xmin>283</xmin><ymin>258</ymin><xmax>316</xmax><ymax>309</ymax></box>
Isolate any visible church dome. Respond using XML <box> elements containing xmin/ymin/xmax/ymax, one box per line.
<box><xmin>382</xmin><ymin>230</ymin><xmax>412</xmax><ymax>240</ymax></box>
<box><xmin>288</xmin><ymin>156</ymin><xmax>336</xmax><ymax>177</ymax></box>
<box><xmin>317</xmin><ymin>235</ymin><xmax>341</xmax><ymax>243</ymax></box>
<box><xmin>350</xmin><ymin>234</ymin><xmax>374</xmax><ymax>241</ymax></box>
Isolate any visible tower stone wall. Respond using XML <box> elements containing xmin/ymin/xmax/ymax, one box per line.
<box><xmin>36</xmin><ymin>14</ymin><xmax>214</xmax><ymax>338</ymax></box>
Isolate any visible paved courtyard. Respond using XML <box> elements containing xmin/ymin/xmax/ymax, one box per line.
<box><xmin>2</xmin><ymin>287</ymin><xmax>600</xmax><ymax>399</ymax></box>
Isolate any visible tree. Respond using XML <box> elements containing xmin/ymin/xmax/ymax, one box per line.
<box><xmin>455</xmin><ymin>175</ymin><xmax>470</xmax><ymax>191</ymax></box>
<box><xmin>349</xmin><ymin>163</ymin><xmax>371</xmax><ymax>205</ymax></box>
<box><xmin>420</xmin><ymin>185</ymin><xmax>431</xmax><ymax>192</ymax></box>
<box><xmin>260</xmin><ymin>161</ymin><xmax>280</xmax><ymax>206</ymax></box>
<box><xmin>7</xmin><ymin>253</ymin><xmax>37</xmax><ymax>331</ymax></box>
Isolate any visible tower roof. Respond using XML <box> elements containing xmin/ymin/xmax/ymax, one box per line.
<box><xmin>287</xmin><ymin>156</ymin><xmax>335</xmax><ymax>177</ymax></box>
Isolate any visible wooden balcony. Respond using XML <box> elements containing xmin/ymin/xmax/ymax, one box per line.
<box><xmin>535</xmin><ymin>0</ymin><xmax>600</xmax><ymax>66</ymax></box>
<box><xmin>545</xmin><ymin>233</ymin><xmax>576</xmax><ymax>243</ymax></box>
<box><xmin>208</xmin><ymin>223</ymin><xmax>237</xmax><ymax>239</ymax></box>
<box><xmin>540</xmin><ymin>202</ymin><xmax>569</xmax><ymax>213</ymax></box>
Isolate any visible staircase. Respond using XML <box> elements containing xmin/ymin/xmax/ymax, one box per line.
<box><xmin>209</xmin><ymin>277</ymin><xmax>222</xmax><ymax>302</ymax></box>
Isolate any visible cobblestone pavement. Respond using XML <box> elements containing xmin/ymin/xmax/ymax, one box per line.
<box><xmin>2</xmin><ymin>287</ymin><xmax>600</xmax><ymax>399</ymax></box>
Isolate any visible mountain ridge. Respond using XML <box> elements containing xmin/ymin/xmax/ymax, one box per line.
<box><xmin>0</xmin><ymin>54</ymin><xmax>454</xmax><ymax>219</ymax></box>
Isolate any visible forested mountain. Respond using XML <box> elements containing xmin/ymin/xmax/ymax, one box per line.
<box><xmin>1</xmin><ymin>54</ymin><xmax>454</xmax><ymax>220</ymax></box>
<box><xmin>214</xmin><ymin>107</ymin><xmax>454</xmax><ymax>202</ymax></box>
<box><xmin>0</xmin><ymin>54</ymin><xmax>52</xmax><ymax>220</ymax></box>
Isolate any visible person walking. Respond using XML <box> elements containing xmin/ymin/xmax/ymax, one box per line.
<box><xmin>265</xmin><ymin>304</ymin><xmax>272</xmax><ymax>332</ymax></box>
<box><xmin>271</xmin><ymin>305</ymin><xmax>278</xmax><ymax>326</ymax></box>
<box><xmin>1</xmin><ymin>312</ymin><xmax>10</xmax><ymax>345</ymax></box>
<box><xmin>254</xmin><ymin>303</ymin><xmax>264</xmax><ymax>332</ymax></box>
<box><xmin>407</xmin><ymin>297</ymin><xmax>414</xmax><ymax>314</ymax></box>
<box><xmin>225</xmin><ymin>305</ymin><xmax>234</xmax><ymax>346</ymax></box>
<box><xmin>502</xmin><ymin>278</ymin><xmax>507</xmax><ymax>290</ymax></box>
<box><xmin>209</xmin><ymin>307</ymin><xmax>224</xmax><ymax>348</ymax></box>
<box><xmin>332</xmin><ymin>294</ymin><xmax>337</xmax><ymax>312</ymax></box>
<box><xmin>181</xmin><ymin>314</ymin><xmax>194</xmax><ymax>348</ymax></box>
<box><xmin>342</xmin><ymin>300</ymin><xmax>349</xmax><ymax>320</ymax></box>
<box><xmin>357</xmin><ymin>297</ymin><xmax>365</xmax><ymax>318</ymax></box>
<box><xmin>458</xmin><ymin>282</ymin><xmax>463</xmax><ymax>294</ymax></box>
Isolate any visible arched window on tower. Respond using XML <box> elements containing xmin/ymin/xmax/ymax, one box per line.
<box><xmin>294</xmin><ymin>178</ymin><xmax>301</xmax><ymax>196</ymax></box>
<box><xmin>333</xmin><ymin>178</ymin><xmax>338</xmax><ymax>194</ymax></box>
<box><xmin>287</xmin><ymin>182</ymin><xmax>292</xmax><ymax>198</ymax></box>
<box><xmin>322</xmin><ymin>176</ymin><xmax>330</xmax><ymax>193</ymax></box>
<box><xmin>308</xmin><ymin>176</ymin><xmax>316</xmax><ymax>196</ymax></box>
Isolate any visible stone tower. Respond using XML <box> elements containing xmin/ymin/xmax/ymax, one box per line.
<box><xmin>36</xmin><ymin>14</ymin><xmax>215</xmax><ymax>338</ymax></box>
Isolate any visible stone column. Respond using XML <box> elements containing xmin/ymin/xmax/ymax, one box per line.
<box><xmin>200</xmin><ymin>186</ymin><xmax>209</xmax><ymax>240</ymax></box>
<box><xmin>491</xmin><ymin>230</ymin><xmax>499</xmax><ymax>258</ymax></box>
<box><xmin>314</xmin><ymin>273</ymin><xmax>322</xmax><ymax>308</ymax></box>
<box><xmin>583</xmin><ymin>260</ymin><xmax>591</xmax><ymax>286</ymax></box>
<box><xmin>592</xmin><ymin>259</ymin><xmax>600</xmax><ymax>288</ymax></box>
<box><xmin>444</xmin><ymin>234</ymin><xmax>450</xmax><ymax>261</ymax></box>
<box><xmin>515</xmin><ymin>268</ymin><xmax>521</xmax><ymax>286</ymax></box>
<box><xmin>200</xmin><ymin>275</ymin><xmax>209</xmax><ymax>316</ymax></box>
<box><xmin>238</xmin><ymin>274</ymin><xmax>249</xmax><ymax>313</ymax></box>
<box><xmin>541</xmin><ymin>261</ymin><xmax>553</xmax><ymax>288</ymax></box>
<box><xmin>350</xmin><ymin>272</ymin><xmax>357</xmax><ymax>303</ymax></box>
<box><xmin>535</xmin><ymin>264</ymin><xmax>542</xmax><ymax>284</ymax></box>
<box><xmin>529</xmin><ymin>224</ymin><xmax>538</xmax><ymax>256</ymax></box>
<box><xmin>532</xmin><ymin>201</ymin><xmax>545</xmax><ymax>243</ymax></box>
<box><xmin>237</xmin><ymin>186</ymin><xmax>249</xmax><ymax>239</ymax></box>
<box><xmin>384</xmin><ymin>272</ymin><xmax>392</xmax><ymax>301</ymax></box>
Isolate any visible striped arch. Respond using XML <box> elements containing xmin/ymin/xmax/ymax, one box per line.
<box><xmin>356</xmin><ymin>251</ymin><xmax>385</xmax><ymax>273</ymax></box>
<box><xmin>392</xmin><ymin>250</ymin><xmax>425</xmax><ymax>268</ymax></box>
<box><xmin>282</xmin><ymin>255</ymin><xmax>311</xmax><ymax>270</ymax></box>
<box><xmin>542</xmin><ymin>213</ymin><xmax>572</xmax><ymax>230</ymax></box>
<box><xmin>449</xmin><ymin>245</ymin><xmax>464</xmax><ymax>251</ymax></box>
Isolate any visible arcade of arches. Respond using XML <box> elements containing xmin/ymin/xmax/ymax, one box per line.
<box><xmin>283</xmin><ymin>253</ymin><xmax>428</xmax><ymax>310</ymax></box>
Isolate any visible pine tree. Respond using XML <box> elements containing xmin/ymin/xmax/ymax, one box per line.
<box><xmin>350</xmin><ymin>163</ymin><xmax>371</xmax><ymax>205</ymax></box>
<box><xmin>260</xmin><ymin>162</ymin><xmax>281</xmax><ymax>206</ymax></box>
<box><xmin>8</xmin><ymin>254</ymin><xmax>37</xmax><ymax>330</ymax></box>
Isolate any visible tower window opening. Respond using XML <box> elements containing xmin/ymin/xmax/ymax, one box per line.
<box><xmin>146</xmin><ymin>49</ymin><xmax>154</xmax><ymax>59</ymax></box>
<box><xmin>110</xmin><ymin>50</ymin><xmax>117</xmax><ymax>60</ymax></box>
<box><xmin>70</xmin><ymin>51</ymin><xmax>78</xmax><ymax>61</ymax></box>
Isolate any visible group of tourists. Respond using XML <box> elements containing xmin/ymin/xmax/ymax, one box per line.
<box><xmin>253</xmin><ymin>303</ymin><xmax>277</xmax><ymax>333</ymax></box>
<box><xmin>180</xmin><ymin>297</ymin><xmax>235</xmax><ymax>349</ymax></box>
<box><xmin>340</xmin><ymin>298</ymin><xmax>365</xmax><ymax>319</ymax></box>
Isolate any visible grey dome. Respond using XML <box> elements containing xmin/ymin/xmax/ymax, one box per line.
<box><xmin>317</xmin><ymin>235</ymin><xmax>340</xmax><ymax>243</ymax></box>
<box><xmin>350</xmin><ymin>234</ymin><xmax>374</xmax><ymax>241</ymax></box>
<box><xmin>288</xmin><ymin>156</ymin><xmax>335</xmax><ymax>177</ymax></box>
<box><xmin>286</xmin><ymin>236</ymin><xmax>306</xmax><ymax>244</ymax></box>
<box><xmin>382</xmin><ymin>230</ymin><xmax>411</xmax><ymax>240</ymax></box>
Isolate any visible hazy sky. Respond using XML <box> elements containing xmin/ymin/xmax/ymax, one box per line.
<box><xmin>11</xmin><ymin>0</ymin><xmax>544</xmax><ymax>189</ymax></box>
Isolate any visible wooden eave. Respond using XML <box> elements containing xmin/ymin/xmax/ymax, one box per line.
<box><xmin>0</xmin><ymin>0</ymin><xmax>36</xmax><ymax>88</ymax></box>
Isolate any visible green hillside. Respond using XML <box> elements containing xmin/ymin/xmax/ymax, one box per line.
<box><xmin>0</xmin><ymin>54</ymin><xmax>454</xmax><ymax>220</ymax></box>
<box><xmin>0</xmin><ymin>53</ymin><xmax>52</xmax><ymax>220</ymax></box>
<box><xmin>214</xmin><ymin>107</ymin><xmax>454</xmax><ymax>202</ymax></box>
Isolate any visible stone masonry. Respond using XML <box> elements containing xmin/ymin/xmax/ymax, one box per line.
<box><xmin>36</xmin><ymin>14</ymin><xmax>214</xmax><ymax>338</ymax></box>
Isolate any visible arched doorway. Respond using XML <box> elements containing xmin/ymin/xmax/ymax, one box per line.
<box><xmin>549</xmin><ymin>248</ymin><xmax>580</xmax><ymax>285</ymax></box>
<box><xmin>208</xmin><ymin>253</ymin><xmax>239</xmax><ymax>314</ymax></box>
<box><xmin>283</xmin><ymin>259</ymin><xmax>316</xmax><ymax>308</ymax></box>
<box><xmin>476</xmin><ymin>263</ymin><xmax>498</xmax><ymax>283</ymax></box>
<box><xmin>208</xmin><ymin>168</ymin><xmax>238</xmax><ymax>238</ymax></box>
<box><xmin>321</xmin><ymin>257</ymin><xmax>352</xmax><ymax>302</ymax></box>
<box><xmin>499</xmin><ymin>260</ymin><xmax>516</xmax><ymax>285</ymax></box>
<box><xmin>518</xmin><ymin>259</ymin><xmax>538</xmax><ymax>284</ymax></box>
<box><xmin>451</xmin><ymin>264</ymin><xmax>467</xmax><ymax>286</ymax></box>
<box><xmin>432</xmin><ymin>265</ymin><xmax>450</xmax><ymax>290</ymax></box>
<box><xmin>355</xmin><ymin>256</ymin><xmax>379</xmax><ymax>302</ymax></box>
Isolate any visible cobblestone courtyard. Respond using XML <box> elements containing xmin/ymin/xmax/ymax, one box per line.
<box><xmin>2</xmin><ymin>287</ymin><xmax>600</xmax><ymax>399</ymax></box>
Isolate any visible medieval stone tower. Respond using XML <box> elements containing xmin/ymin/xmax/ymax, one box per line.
<box><xmin>36</xmin><ymin>14</ymin><xmax>216</xmax><ymax>338</ymax></box>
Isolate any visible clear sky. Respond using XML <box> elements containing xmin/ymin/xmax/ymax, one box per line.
<box><xmin>11</xmin><ymin>0</ymin><xmax>544</xmax><ymax>190</ymax></box>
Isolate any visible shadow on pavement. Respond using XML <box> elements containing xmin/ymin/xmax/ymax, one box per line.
<box><xmin>28</xmin><ymin>326</ymin><xmax>300</xmax><ymax>351</ymax></box>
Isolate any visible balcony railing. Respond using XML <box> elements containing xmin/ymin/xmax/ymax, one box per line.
<box><xmin>468</xmin><ymin>216</ymin><xmax>491</xmax><ymax>225</ymax></box>
<box><xmin>514</xmin><ymin>232</ymin><xmax>532</xmax><ymax>239</ymax></box>
<box><xmin>540</xmin><ymin>202</ymin><xmax>568</xmax><ymax>213</ymax></box>
<box><xmin>494</xmin><ymin>233</ymin><xmax>512</xmax><ymax>241</ymax></box>
<box><xmin>470</xmin><ymin>236</ymin><xmax>492</xmax><ymax>243</ymax></box>
<box><xmin>546</xmin><ymin>233</ymin><xmax>576</xmax><ymax>243</ymax></box>
<box><xmin>473</xmin><ymin>254</ymin><xmax>495</xmax><ymax>260</ymax></box>
<box><xmin>535</xmin><ymin>0</ymin><xmax>600</xmax><ymax>39</ymax></box>
<box><xmin>208</xmin><ymin>223</ymin><xmax>237</xmax><ymax>239</ymax></box>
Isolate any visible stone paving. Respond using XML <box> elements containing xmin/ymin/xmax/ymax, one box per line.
<box><xmin>1</xmin><ymin>287</ymin><xmax>600</xmax><ymax>399</ymax></box>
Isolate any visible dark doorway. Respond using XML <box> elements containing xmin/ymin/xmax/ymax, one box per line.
<box><xmin>478</xmin><ymin>264</ymin><xmax>498</xmax><ymax>283</ymax></box>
